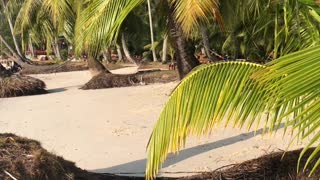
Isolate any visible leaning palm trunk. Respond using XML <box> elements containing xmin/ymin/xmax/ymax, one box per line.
<box><xmin>0</xmin><ymin>34</ymin><xmax>18</xmax><ymax>58</ymax></box>
<box><xmin>87</xmin><ymin>56</ymin><xmax>109</xmax><ymax>76</ymax></box>
<box><xmin>0</xmin><ymin>35</ymin><xmax>30</xmax><ymax>67</ymax></box>
<box><xmin>121</xmin><ymin>33</ymin><xmax>137</xmax><ymax>65</ymax></box>
<box><xmin>103</xmin><ymin>48</ymin><xmax>112</xmax><ymax>63</ymax></box>
<box><xmin>168</xmin><ymin>6</ymin><xmax>200</xmax><ymax>79</ymax></box>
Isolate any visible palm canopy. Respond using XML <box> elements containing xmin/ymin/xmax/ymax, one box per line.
<box><xmin>217</xmin><ymin>0</ymin><xmax>320</xmax><ymax>60</ymax></box>
<box><xmin>14</xmin><ymin>0</ymin><xmax>75</xmax><ymax>54</ymax></box>
<box><xmin>146</xmin><ymin>45</ymin><xmax>320</xmax><ymax>179</ymax></box>
<box><xmin>76</xmin><ymin>0</ymin><xmax>220</xmax><ymax>57</ymax></box>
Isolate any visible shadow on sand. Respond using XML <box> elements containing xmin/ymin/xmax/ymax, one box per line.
<box><xmin>47</xmin><ymin>88</ymin><xmax>67</xmax><ymax>94</ymax></box>
<box><xmin>92</xmin><ymin>125</ymin><xmax>284</xmax><ymax>175</ymax></box>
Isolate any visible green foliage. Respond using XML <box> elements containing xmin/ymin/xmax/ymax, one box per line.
<box><xmin>0</xmin><ymin>0</ymin><xmax>23</xmax><ymax>54</ymax></box>
<box><xmin>215</xmin><ymin>0</ymin><xmax>320</xmax><ymax>61</ymax></box>
<box><xmin>142</xmin><ymin>51</ymin><xmax>152</xmax><ymax>61</ymax></box>
<box><xmin>14</xmin><ymin>0</ymin><xmax>75</xmax><ymax>58</ymax></box>
<box><xmin>76</xmin><ymin>0</ymin><xmax>144</xmax><ymax>57</ymax></box>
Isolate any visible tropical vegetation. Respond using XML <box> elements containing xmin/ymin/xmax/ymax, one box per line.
<box><xmin>1</xmin><ymin>0</ymin><xmax>320</xmax><ymax>179</ymax></box>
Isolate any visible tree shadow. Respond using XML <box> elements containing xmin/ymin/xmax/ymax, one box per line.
<box><xmin>92</xmin><ymin>124</ymin><xmax>284</xmax><ymax>175</ymax></box>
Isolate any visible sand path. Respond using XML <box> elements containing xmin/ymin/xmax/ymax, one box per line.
<box><xmin>0</xmin><ymin>68</ymin><xmax>306</xmax><ymax>177</ymax></box>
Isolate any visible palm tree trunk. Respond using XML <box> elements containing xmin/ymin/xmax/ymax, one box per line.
<box><xmin>103</xmin><ymin>48</ymin><xmax>112</xmax><ymax>63</ymax></box>
<box><xmin>121</xmin><ymin>33</ymin><xmax>137</xmax><ymax>65</ymax></box>
<box><xmin>200</xmin><ymin>25</ymin><xmax>216</xmax><ymax>61</ymax></box>
<box><xmin>29</xmin><ymin>38</ymin><xmax>35</xmax><ymax>57</ymax></box>
<box><xmin>54</xmin><ymin>37</ymin><xmax>62</xmax><ymax>60</ymax></box>
<box><xmin>147</xmin><ymin>0</ymin><xmax>157</xmax><ymax>62</ymax></box>
<box><xmin>0</xmin><ymin>34</ymin><xmax>29</xmax><ymax>66</ymax></box>
<box><xmin>88</xmin><ymin>56</ymin><xmax>109</xmax><ymax>76</ymax></box>
<box><xmin>107</xmin><ymin>48</ymin><xmax>112</xmax><ymax>63</ymax></box>
<box><xmin>162</xmin><ymin>36</ymin><xmax>168</xmax><ymax>63</ymax></box>
<box><xmin>168</xmin><ymin>5</ymin><xmax>200</xmax><ymax>79</ymax></box>
<box><xmin>0</xmin><ymin>34</ymin><xmax>18</xmax><ymax>57</ymax></box>
<box><xmin>116</xmin><ymin>45</ymin><xmax>123</xmax><ymax>62</ymax></box>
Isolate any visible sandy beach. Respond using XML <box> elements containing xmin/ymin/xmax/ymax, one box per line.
<box><xmin>0</xmin><ymin>68</ymin><xmax>306</xmax><ymax>177</ymax></box>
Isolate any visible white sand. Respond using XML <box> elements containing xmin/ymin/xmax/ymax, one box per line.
<box><xmin>0</xmin><ymin>68</ymin><xmax>306</xmax><ymax>177</ymax></box>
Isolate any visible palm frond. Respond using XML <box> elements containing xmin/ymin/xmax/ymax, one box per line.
<box><xmin>254</xmin><ymin>45</ymin><xmax>320</xmax><ymax>175</ymax></box>
<box><xmin>146</xmin><ymin>46</ymin><xmax>320</xmax><ymax>179</ymax></box>
<box><xmin>169</xmin><ymin>0</ymin><xmax>220</xmax><ymax>35</ymax></box>
<box><xmin>145</xmin><ymin>62</ymin><xmax>285</xmax><ymax>179</ymax></box>
<box><xmin>76</xmin><ymin>0</ymin><xmax>143</xmax><ymax>57</ymax></box>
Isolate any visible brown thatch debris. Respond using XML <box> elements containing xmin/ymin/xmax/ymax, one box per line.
<box><xmin>0</xmin><ymin>133</ymin><xmax>80</xmax><ymax>180</ymax></box>
<box><xmin>182</xmin><ymin>148</ymin><xmax>320</xmax><ymax>180</ymax></box>
<box><xmin>81</xmin><ymin>70</ymin><xmax>178</xmax><ymax>90</ymax></box>
<box><xmin>80</xmin><ymin>73</ymin><xmax>140</xmax><ymax>90</ymax></box>
<box><xmin>0</xmin><ymin>134</ymin><xmax>163</xmax><ymax>180</ymax></box>
<box><xmin>0</xmin><ymin>75</ymin><xmax>47</xmax><ymax>98</ymax></box>
<box><xmin>0</xmin><ymin>64</ymin><xmax>13</xmax><ymax>78</ymax></box>
<box><xmin>0</xmin><ymin>134</ymin><xmax>318</xmax><ymax>180</ymax></box>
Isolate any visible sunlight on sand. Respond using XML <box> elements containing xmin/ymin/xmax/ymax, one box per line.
<box><xmin>0</xmin><ymin>69</ymin><xmax>306</xmax><ymax>177</ymax></box>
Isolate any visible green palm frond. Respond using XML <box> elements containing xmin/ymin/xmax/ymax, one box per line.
<box><xmin>15</xmin><ymin>0</ymin><xmax>76</xmax><ymax>49</ymax></box>
<box><xmin>76</xmin><ymin>0</ymin><xmax>143</xmax><ymax>57</ymax></box>
<box><xmin>145</xmin><ymin>62</ymin><xmax>288</xmax><ymax>179</ymax></box>
<box><xmin>254</xmin><ymin>45</ymin><xmax>320</xmax><ymax>174</ymax></box>
<box><xmin>146</xmin><ymin>46</ymin><xmax>320</xmax><ymax>179</ymax></box>
<box><xmin>14</xmin><ymin>0</ymin><xmax>40</xmax><ymax>34</ymax></box>
<box><xmin>169</xmin><ymin>0</ymin><xmax>220</xmax><ymax>35</ymax></box>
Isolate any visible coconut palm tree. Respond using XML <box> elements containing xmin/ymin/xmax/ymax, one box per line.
<box><xmin>16</xmin><ymin>0</ymin><xmax>219</xmax><ymax>79</ymax></box>
<box><xmin>77</xmin><ymin>0</ymin><xmax>220</xmax><ymax>79</ymax></box>
<box><xmin>14</xmin><ymin>0</ymin><xmax>76</xmax><ymax>61</ymax></box>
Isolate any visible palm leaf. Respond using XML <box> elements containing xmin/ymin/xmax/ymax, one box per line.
<box><xmin>146</xmin><ymin>62</ymin><xmax>285</xmax><ymax>179</ymax></box>
<box><xmin>254</xmin><ymin>45</ymin><xmax>320</xmax><ymax>175</ymax></box>
<box><xmin>146</xmin><ymin>47</ymin><xmax>320</xmax><ymax>179</ymax></box>
<box><xmin>169</xmin><ymin>0</ymin><xmax>220</xmax><ymax>35</ymax></box>
<box><xmin>76</xmin><ymin>0</ymin><xmax>143</xmax><ymax>57</ymax></box>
